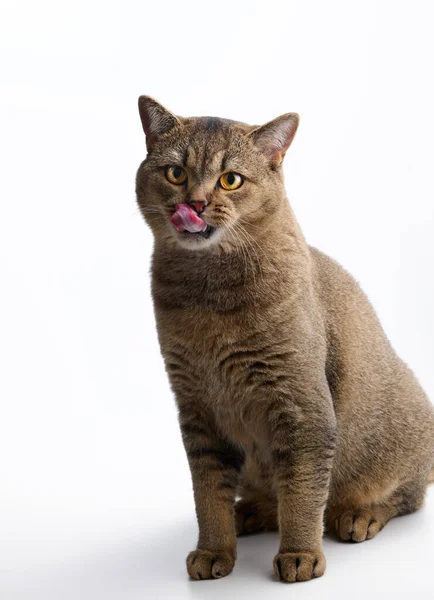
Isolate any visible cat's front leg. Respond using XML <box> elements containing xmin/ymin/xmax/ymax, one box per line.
<box><xmin>268</xmin><ymin>387</ymin><xmax>336</xmax><ymax>583</ymax></box>
<box><xmin>178</xmin><ymin>403</ymin><xmax>244</xmax><ymax>580</ymax></box>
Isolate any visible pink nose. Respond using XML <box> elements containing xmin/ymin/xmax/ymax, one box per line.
<box><xmin>189</xmin><ymin>200</ymin><xmax>207</xmax><ymax>215</ymax></box>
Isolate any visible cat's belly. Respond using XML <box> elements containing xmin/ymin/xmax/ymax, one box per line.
<box><xmin>210</xmin><ymin>388</ymin><xmax>276</xmax><ymax>494</ymax></box>
<box><xmin>211</xmin><ymin>389</ymin><xmax>268</xmax><ymax>449</ymax></box>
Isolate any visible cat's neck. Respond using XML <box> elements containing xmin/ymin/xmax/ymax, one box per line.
<box><xmin>151</xmin><ymin>201</ymin><xmax>311</xmax><ymax>313</ymax></box>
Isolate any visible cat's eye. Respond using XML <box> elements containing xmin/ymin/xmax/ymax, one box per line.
<box><xmin>165</xmin><ymin>165</ymin><xmax>187</xmax><ymax>185</ymax></box>
<box><xmin>219</xmin><ymin>172</ymin><xmax>244</xmax><ymax>191</ymax></box>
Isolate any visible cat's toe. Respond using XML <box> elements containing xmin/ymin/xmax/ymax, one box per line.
<box><xmin>273</xmin><ymin>551</ymin><xmax>326</xmax><ymax>583</ymax></box>
<box><xmin>186</xmin><ymin>549</ymin><xmax>235</xmax><ymax>580</ymax></box>
<box><xmin>335</xmin><ymin>509</ymin><xmax>383</xmax><ymax>542</ymax></box>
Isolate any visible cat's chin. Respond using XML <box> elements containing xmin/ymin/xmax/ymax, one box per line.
<box><xmin>174</xmin><ymin>225</ymin><xmax>222</xmax><ymax>250</ymax></box>
<box><xmin>180</xmin><ymin>224</ymin><xmax>215</xmax><ymax>240</ymax></box>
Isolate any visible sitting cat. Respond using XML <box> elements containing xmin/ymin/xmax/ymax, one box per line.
<box><xmin>135</xmin><ymin>96</ymin><xmax>434</xmax><ymax>582</ymax></box>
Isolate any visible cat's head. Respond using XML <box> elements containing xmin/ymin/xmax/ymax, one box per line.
<box><xmin>136</xmin><ymin>96</ymin><xmax>299</xmax><ymax>250</ymax></box>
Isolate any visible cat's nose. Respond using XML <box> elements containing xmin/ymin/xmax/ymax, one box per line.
<box><xmin>188</xmin><ymin>200</ymin><xmax>207</xmax><ymax>215</ymax></box>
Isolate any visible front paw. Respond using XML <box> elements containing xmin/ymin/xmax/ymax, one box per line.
<box><xmin>186</xmin><ymin>549</ymin><xmax>235</xmax><ymax>580</ymax></box>
<box><xmin>273</xmin><ymin>551</ymin><xmax>326</xmax><ymax>582</ymax></box>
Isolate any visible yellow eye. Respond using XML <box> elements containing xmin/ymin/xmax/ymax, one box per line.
<box><xmin>219</xmin><ymin>172</ymin><xmax>243</xmax><ymax>191</ymax></box>
<box><xmin>165</xmin><ymin>165</ymin><xmax>187</xmax><ymax>185</ymax></box>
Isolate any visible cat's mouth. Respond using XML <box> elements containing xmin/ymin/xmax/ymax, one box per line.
<box><xmin>179</xmin><ymin>225</ymin><xmax>215</xmax><ymax>239</ymax></box>
<box><xmin>170</xmin><ymin>203</ymin><xmax>215</xmax><ymax>240</ymax></box>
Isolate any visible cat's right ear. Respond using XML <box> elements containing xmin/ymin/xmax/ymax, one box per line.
<box><xmin>138</xmin><ymin>96</ymin><xmax>181</xmax><ymax>150</ymax></box>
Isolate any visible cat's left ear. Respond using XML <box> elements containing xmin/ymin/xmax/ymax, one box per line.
<box><xmin>138</xmin><ymin>96</ymin><xmax>182</xmax><ymax>150</ymax></box>
<box><xmin>248</xmin><ymin>113</ymin><xmax>299</xmax><ymax>165</ymax></box>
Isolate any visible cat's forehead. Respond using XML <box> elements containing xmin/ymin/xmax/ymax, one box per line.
<box><xmin>159</xmin><ymin>116</ymin><xmax>256</xmax><ymax>177</ymax></box>
<box><xmin>182</xmin><ymin>117</ymin><xmax>252</xmax><ymax>151</ymax></box>
<box><xmin>185</xmin><ymin>116</ymin><xmax>253</xmax><ymax>133</ymax></box>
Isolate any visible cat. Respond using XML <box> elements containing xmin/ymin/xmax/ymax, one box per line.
<box><xmin>135</xmin><ymin>96</ymin><xmax>434</xmax><ymax>583</ymax></box>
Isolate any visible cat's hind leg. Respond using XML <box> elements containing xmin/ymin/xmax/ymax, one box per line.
<box><xmin>328</xmin><ymin>478</ymin><xmax>427</xmax><ymax>543</ymax></box>
<box><xmin>332</xmin><ymin>504</ymin><xmax>394</xmax><ymax>542</ymax></box>
<box><xmin>235</xmin><ymin>488</ymin><xmax>278</xmax><ymax>535</ymax></box>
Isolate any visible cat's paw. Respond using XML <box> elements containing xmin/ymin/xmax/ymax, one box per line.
<box><xmin>335</xmin><ymin>509</ymin><xmax>383</xmax><ymax>542</ymax></box>
<box><xmin>186</xmin><ymin>549</ymin><xmax>235</xmax><ymax>580</ymax></box>
<box><xmin>273</xmin><ymin>551</ymin><xmax>326</xmax><ymax>583</ymax></box>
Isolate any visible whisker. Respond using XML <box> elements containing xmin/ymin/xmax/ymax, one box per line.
<box><xmin>231</xmin><ymin>222</ymin><xmax>263</xmax><ymax>281</ymax></box>
<box><xmin>237</xmin><ymin>217</ymin><xmax>263</xmax><ymax>231</ymax></box>
<box><xmin>234</xmin><ymin>221</ymin><xmax>275</xmax><ymax>273</ymax></box>
<box><xmin>226</xmin><ymin>223</ymin><xmax>256</xmax><ymax>284</ymax></box>
<box><xmin>140</xmin><ymin>207</ymin><xmax>163</xmax><ymax>214</ymax></box>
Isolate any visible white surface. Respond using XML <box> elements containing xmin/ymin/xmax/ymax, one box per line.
<box><xmin>2</xmin><ymin>492</ymin><xmax>434</xmax><ymax>599</ymax></box>
<box><xmin>1</xmin><ymin>0</ymin><xmax>433</xmax><ymax>598</ymax></box>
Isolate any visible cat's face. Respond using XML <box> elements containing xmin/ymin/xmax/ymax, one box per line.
<box><xmin>136</xmin><ymin>97</ymin><xmax>299</xmax><ymax>250</ymax></box>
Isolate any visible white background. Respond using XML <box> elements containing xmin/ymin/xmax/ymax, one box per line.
<box><xmin>1</xmin><ymin>1</ymin><xmax>433</xmax><ymax>598</ymax></box>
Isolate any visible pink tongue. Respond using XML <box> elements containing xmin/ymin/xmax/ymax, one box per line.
<box><xmin>170</xmin><ymin>203</ymin><xmax>207</xmax><ymax>233</ymax></box>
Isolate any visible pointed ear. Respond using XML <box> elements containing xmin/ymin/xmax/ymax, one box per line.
<box><xmin>248</xmin><ymin>113</ymin><xmax>299</xmax><ymax>164</ymax></box>
<box><xmin>138</xmin><ymin>96</ymin><xmax>181</xmax><ymax>150</ymax></box>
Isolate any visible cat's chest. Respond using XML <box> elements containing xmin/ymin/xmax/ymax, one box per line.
<box><xmin>156</xmin><ymin>305</ymin><xmax>292</xmax><ymax>447</ymax></box>
<box><xmin>158</xmin><ymin>308</ymin><xmax>250</xmax><ymax>398</ymax></box>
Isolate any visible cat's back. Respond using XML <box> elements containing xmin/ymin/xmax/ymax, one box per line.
<box><xmin>309</xmin><ymin>245</ymin><xmax>390</xmax><ymax>346</ymax></box>
<box><xmin>309</xmin><ymin>246</ymin><xmax>433</xmax><ymax>418</ymax></box>
<box><xmin>309</xmin><ymin>245</ymin><xmax>400</xmax><ymax>395</ymax></box>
